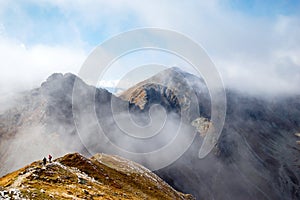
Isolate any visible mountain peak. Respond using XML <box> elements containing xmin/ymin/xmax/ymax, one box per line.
<box><xmin>164</xmin><ymin>66</ymin><xmax>184</xmax><ymax>73</ymax></box>
<box><xmin>120</xmin><ymin>66</ymin><xmax>210</xmax><ymax>119</ymax></box>
<box><xmin>41</xmin><ymin>72</ymin><xmax>79</xmax><ymax>88</ymax></box>
<box><xmin>45</xmin><ymin>73</ymin><xmax>63</xmax><ymax>82</ymax></box>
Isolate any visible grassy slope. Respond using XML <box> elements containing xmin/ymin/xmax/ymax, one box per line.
<box><xmin>0</xmin><ymin>153</ymin><xmax>194</xmax><ymax>200</ymax></box>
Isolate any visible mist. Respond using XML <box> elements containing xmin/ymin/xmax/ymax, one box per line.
<box><xmin>0</xmin><ymin>1</ymin><xmax>300</xmax><ymax>199</ymax></box>
<box><xmin>1</xmin><ymin>1</ymin><xmax>300</xmax><ymax>97</ymax></box>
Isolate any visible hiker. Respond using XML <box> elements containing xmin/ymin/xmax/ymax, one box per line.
<box><xmin>43</xmin><ymin>157</ymin><xmax>47</xmax><ymax>165</ymax></box>
<box><xmin>48</xmin><ymin>154</ymin><xmax>52</xmax><ymax>163</ymax></box>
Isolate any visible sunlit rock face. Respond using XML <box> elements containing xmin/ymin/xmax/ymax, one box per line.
<box><xmin>120</xmin><ymin>67</ymin><xmax>211</xmax><ymax>121</ymax></box>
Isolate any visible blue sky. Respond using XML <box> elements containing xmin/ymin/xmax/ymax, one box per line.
<box><xmin>0</xmin><ymin>0</ymin><xmax>299</xmax><ymax>95</ymax></box>
<box><xmin>226</xmin><ymin>0</ymin><xmax>300</xmax><ymax>16</ymax></box>
<box><xmin>1</xmin><ymin>0</ymin><xmax>299</xmax><ymax>47</ymax></box>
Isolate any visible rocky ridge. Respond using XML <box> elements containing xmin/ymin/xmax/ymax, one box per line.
<box><xmin>0</xmin><ymin>153</ymin><xmax>194</xmax><ymax>200</ymax></box>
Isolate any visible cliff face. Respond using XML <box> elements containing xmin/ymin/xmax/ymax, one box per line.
<box><xmin>0</xmin><ymin>153</ymin><xmax>194</xmax><ymax>200</ymax></box>
<box><xmin>120</xmin><ymin>67</ymin><xmax>211</xmax><ymax>121</ymax></box>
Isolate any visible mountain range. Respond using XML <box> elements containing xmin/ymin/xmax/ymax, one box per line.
<box><xmin>0</xmin><ymin>67</ymin><xmax>299</xmax><ymax>199</ymax></box>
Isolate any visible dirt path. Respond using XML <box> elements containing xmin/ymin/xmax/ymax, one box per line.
<box><xmin>10</xmin><ymin>169</ymin><xmax>34</xmax><ymax>188</ymax></box>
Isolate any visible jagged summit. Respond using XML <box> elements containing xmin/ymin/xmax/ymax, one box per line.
<box><xmin>0</xmin><ymin>153</ymin><xmax>194</xmax><ymax>200</ymax></box>
<box><xmin>41</xmin><ymin>73</ymin><xmax>77</xmax><ymax>87</ymax></box>
<box><xmin>153</xmin><ymin>66</ymin><xmax>189</xmax><ymax>78</ymax></box>
<box><xmin>120</xmin><ymin>67</ymin><xmax>211</xmax><ymax>120</ymax></box>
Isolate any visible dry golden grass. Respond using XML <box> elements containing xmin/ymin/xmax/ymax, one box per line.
<box><xmin>0</xmin><ymin>153</ymin><xmax>194</xmax><ymax>200</ymax></box>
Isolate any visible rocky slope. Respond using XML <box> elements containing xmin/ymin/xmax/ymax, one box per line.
<box><xmin>119</xmin><ymin>68</ymin><xmax>300</xmax><ymax>200</ymax></box>
<box><xmin>0</xmin><ymin>73</ymin><xmax>126</xmax><ymax>176</ymax></box>
<box><xmin>156</xmin><ymin>91</ymin><xmax>300</xmax><ymax>200</ymax></box>
<box><xmin>0</xmin><ymin>153</ymin><xmax>193</xmax><ymax>200</ymax></box>
<box><xmin>120</xmin><ymin>67</ymin><xmax>211</xmax><ymax>121</ymax></box>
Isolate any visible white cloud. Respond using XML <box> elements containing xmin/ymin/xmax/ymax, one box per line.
<box><xmin>47</xmin><ymin>0</ymin><xmax>299</xmax><ymax>95</ymax></box>
<box><xmin>0</xmin><ymin>0</ymin><xmax>299</xmax><ymax>96</ymax></box>
<box><xmin>98</xmin><ymin>80</ymin><xmax>120</xmax><ymax>88</ymax></box>
<box><xmin>0</xmin><ymin>35</ymin><xmax>86</xmax><ymax>95</ymax></box>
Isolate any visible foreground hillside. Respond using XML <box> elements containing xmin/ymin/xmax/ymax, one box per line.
<box><xmin>0</xmin><ymin>153</ymin><xmax>193</xmax><ymax>200</ymax></box>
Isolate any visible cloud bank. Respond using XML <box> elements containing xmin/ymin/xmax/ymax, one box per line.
<box><xmin>0</xmin><ymin>0</ymin><xmax>299</xmax><ymax>96</ymax></box>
